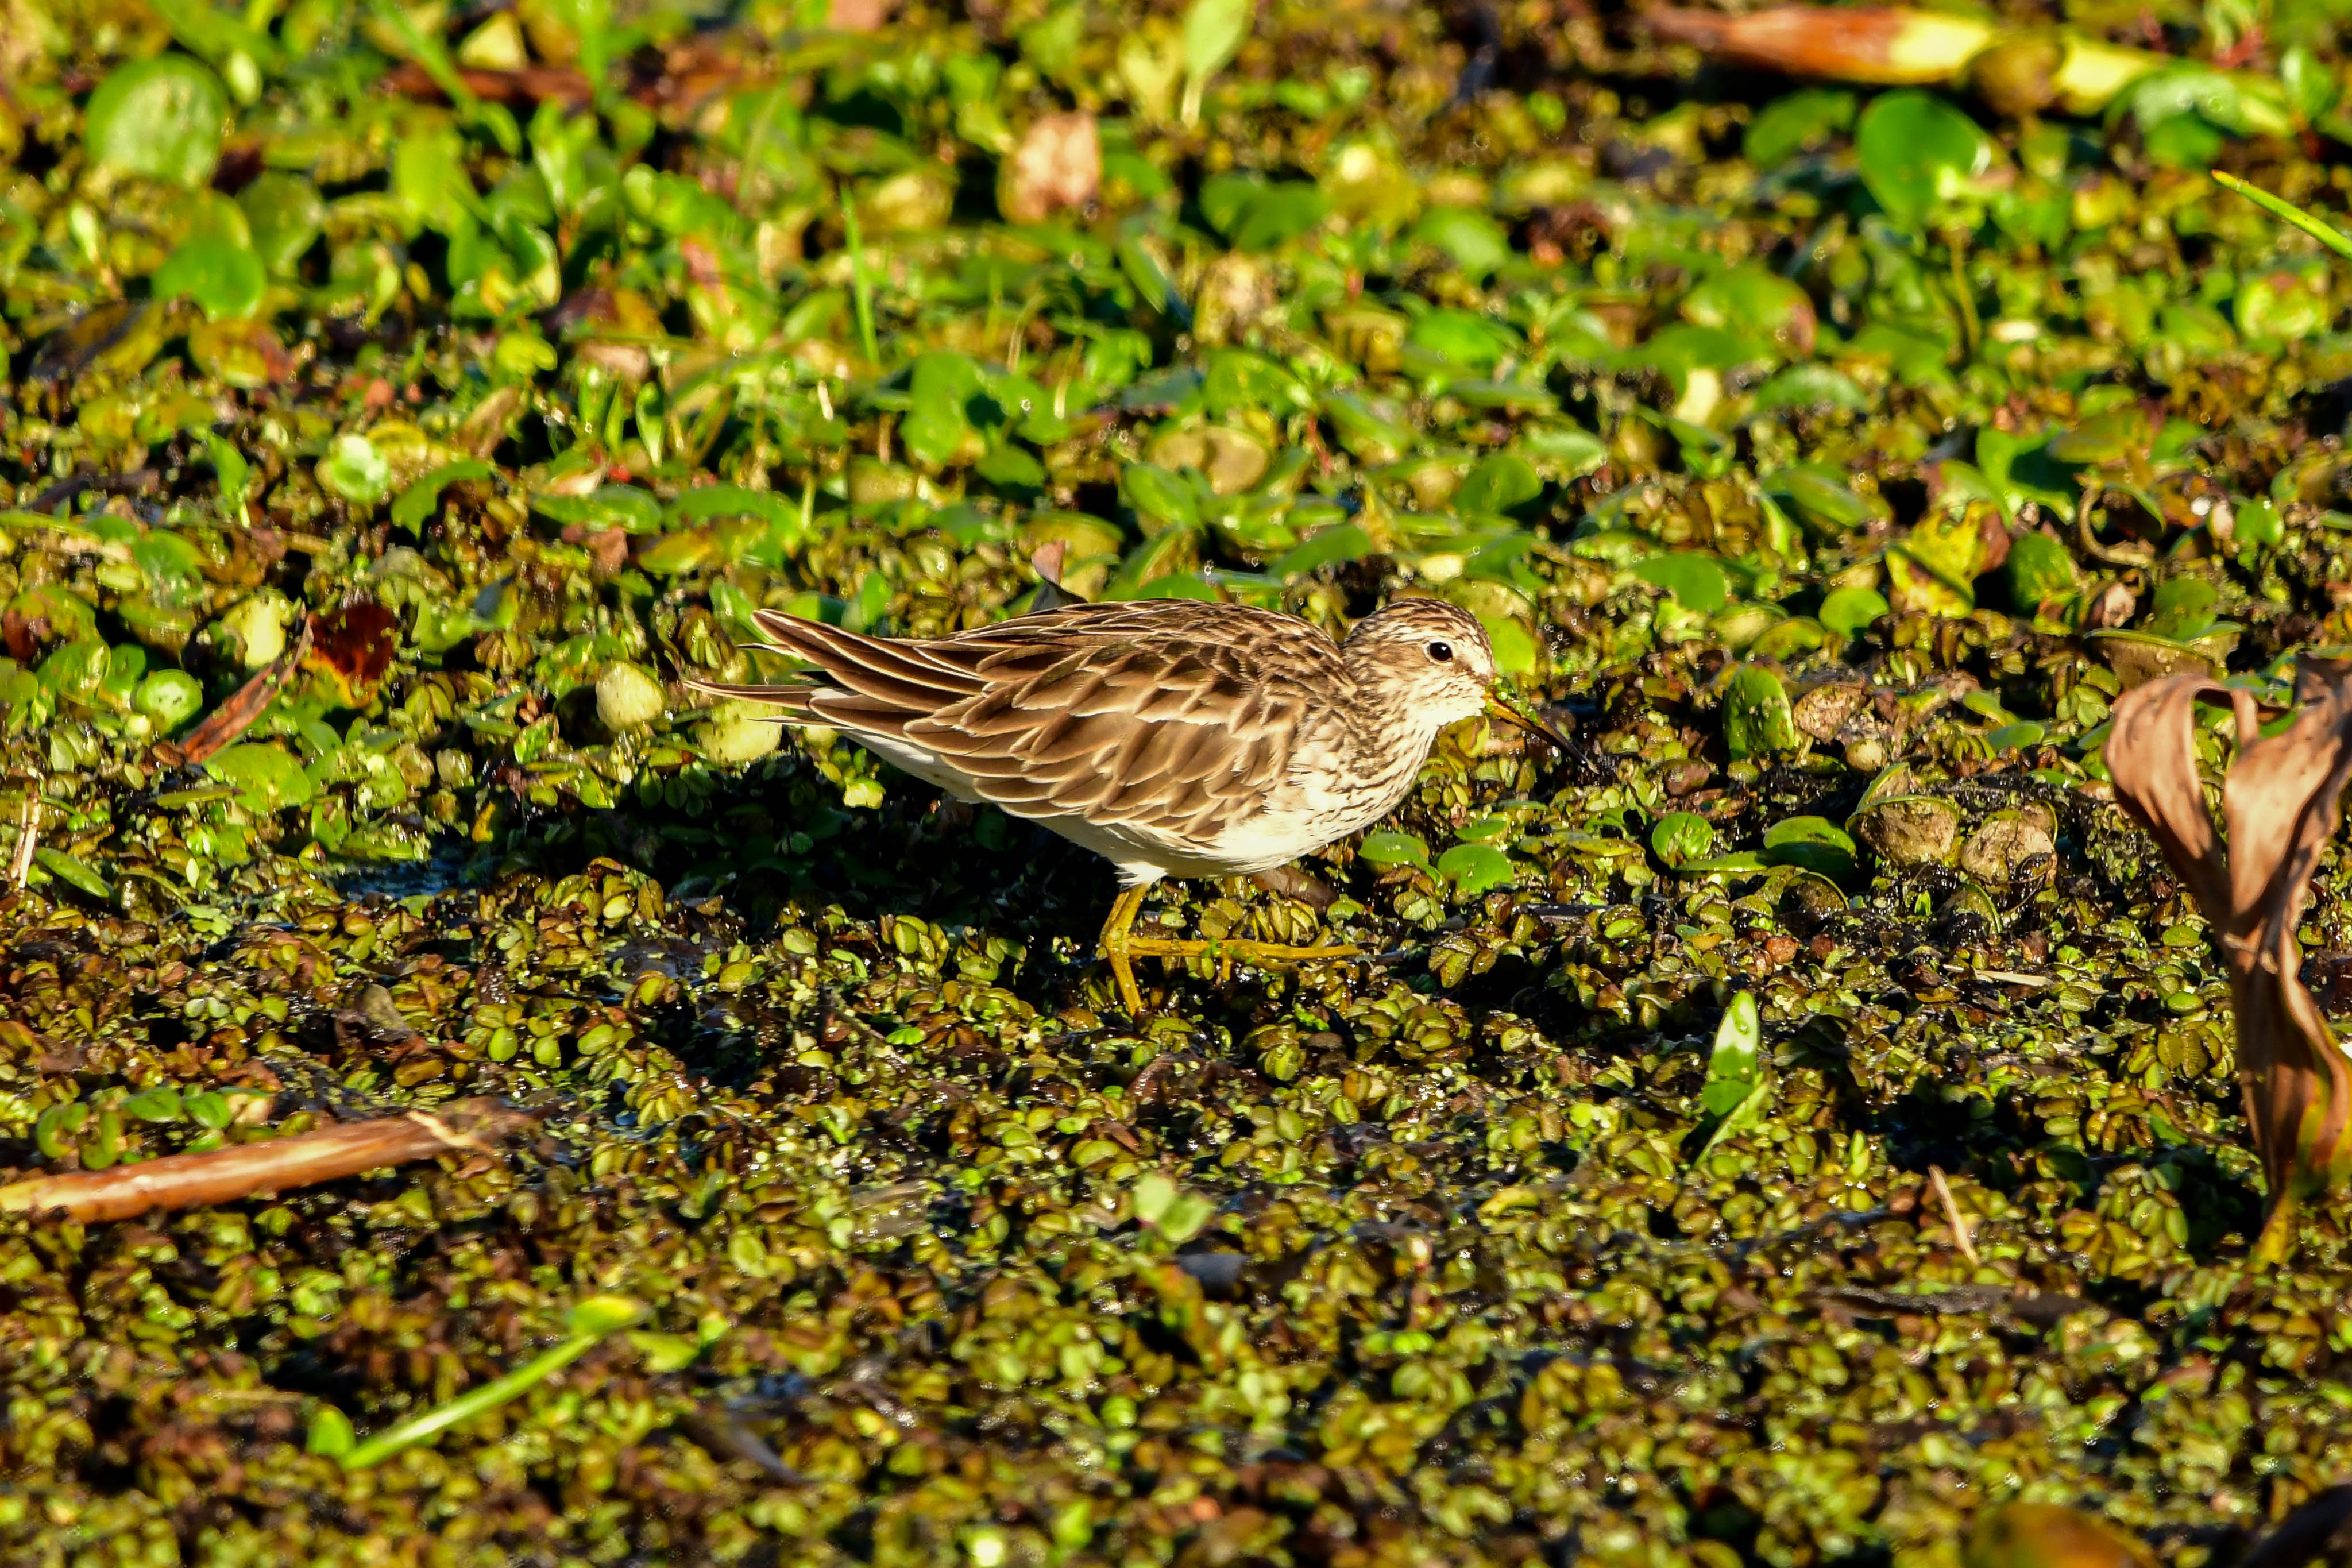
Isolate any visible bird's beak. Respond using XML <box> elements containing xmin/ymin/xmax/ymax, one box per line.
<box><xmin>1484</xmin><ymin>689</ymin><xmax>1576</xmax><ymax>753</ymax></box>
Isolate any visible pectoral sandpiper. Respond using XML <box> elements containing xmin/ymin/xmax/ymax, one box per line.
<box><xmin>691</xmin><ymin>596</ymin><xmax>1571</xmax><ymax>1014</ymax></box>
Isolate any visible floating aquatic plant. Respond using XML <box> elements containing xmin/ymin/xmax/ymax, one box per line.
<box><xmin>11</xmin><ymin>0</ymin><xmax>2352</xmax><ymax>1556</ymax></box>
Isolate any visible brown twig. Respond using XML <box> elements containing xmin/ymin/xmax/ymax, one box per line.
<box><xmin>1926</xmin><ymin>1165</ymin><xmax>1979</xmax><ymax>1264</ymax></box>
<box><xmin>0</xmin><ymin>1098</ymin><xmax>541</xmax><ymax>1223</ymax></box>
<box><xmin>381</xmin><ymin>61</ymin><xmax>595</xmax><ymax>110</ymax></box>
<box><xmin>7</xmin><ymin>793</ymin><xmax>35</xmax><ymax>889</ymax></box>
<box><xmin>30</xmin><ymin>467</ymin><xmax>160</xmax><ymax>516</ymax></box>
<box><xmin>152</xmin><ymin>631</ymin><xmax>311</xmax><ymax>769</ymax></box>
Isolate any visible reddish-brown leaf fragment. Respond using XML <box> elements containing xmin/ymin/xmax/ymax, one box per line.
<box><xmin>1642</xmin><ymin>6</ymin><xmax>1951</xmax><ymax>83</ymax></box>
<box><xmin>304</xmin><ymin>600</ymin><xmax>400</xmax><ymax>708</ymax></box>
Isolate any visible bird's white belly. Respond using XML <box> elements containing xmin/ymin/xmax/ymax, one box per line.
<box><xmin>841</xmin><ymin>732</ymin><xmax>985</xmax><ymax>801</ymax></box>
<box><xmin>1083</xmin><ymin>775</ymin><xmax>1411</xmax><ymax>886</ymax></box>
<box><xmin>833</xmin><ymin>727</ymin><xmax>1419</xmax><ymax>886</ymax></box>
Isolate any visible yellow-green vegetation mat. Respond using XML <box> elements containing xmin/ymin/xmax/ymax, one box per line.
<box><xmin>5</xmin><ymin>0</ymin><xmax>2352</xmax><ymax>1562</ymax></box>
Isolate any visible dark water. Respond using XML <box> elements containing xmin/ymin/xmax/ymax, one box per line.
<box><xmin>329</xmin><ymin>838</ymin><xmax>474</xmax><ymax>902</ymax></box>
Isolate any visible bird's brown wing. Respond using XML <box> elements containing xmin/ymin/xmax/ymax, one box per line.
<box><xmin>692</xmin><ymin>603</ymin><xmax>1342</xmax><ymax>841</ymax></box>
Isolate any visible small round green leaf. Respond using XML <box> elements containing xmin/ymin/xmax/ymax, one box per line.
<box><xmin>1651</xmin><ymin>811</ymin><xmax>1714</xmax><ymax>867</ymax></box>
<box><xmin>1436</xmin><ymin>842</ymin><xmax>1516</xmax><ymax>895</ymax></box>
<box><xmin>317</xmin><ymin>435</ymin><xmax>393</xmax><ymax>507</ymax></box>
<box><xmin>2003</xmin><ymin>531</ymin><xmax>2077</xmax><ymax>609</ymax></box>
<box><xmin>1744</xmin><ymin>88</ymin><xmax>1857</xmax><ymax>167</ymax></box>
<box><xmin>1408</xmin><ymin>310</ymin><xmax>1520</xmax><ymax>374</ymax></box>
<box><xmin>1818</xmin><ymin>585</ymin><xmax>1891</xmax><ymax>638</ymax></box>
<box><xmin>38</xmin><ymin>636</ymin><xmax>112</xmax><ymax>703</ymax></box>
<box><xmin>1723</xmin><ymin>663</ymin><xmax>1799</xmax><ymax>760</ymax></box>
<box><xmin>152</xmin><ymin>237</ymin><xmax>266</xmax><ymax>321</ymax></box>
<box><xmin>1183</xmin><ymin>0</ymin><xmax>1252</xmax><ymax>85</ymax></box>
<box><xmin>204</xmin><ymin>742</ymin><xmax>320</xmax><ymax>811</ymax></box>
<box><xmin>1270</xmin><ymin>524</ymin><xmax>1375</xmax><ymax>580</ymax></box>
<box><xmin>125</xmin><ymin>1086</ymin><xmax>183</xmax><ymax>1122</ymax></box>
<box><xmin>1630</xmin><ymin>553</ymin><xmax>1730</xmax><ymax>615</ymax></box>
<box><xmin>84</xmin><ymin>55</ymin><xmax>230</xmax><ymax>189</ymax></box>
<box><xmin>1763</xmin><ymin>816</ymin><xmax>1856</xmax><ymax>856</ymax></box>
<box><xmin>307</xmin><ymin>1405</ymin><xmax>356</xmax><ymax>1459</ymax></box>
<box><xmin>1477</xmin><ymin>615</ymin><xmax>1538</xmax><ymax>677</ymax></box>
<box><xmin>135</xmin><ymin>669</ymin><xmax>204</xmax><ymax>730</ymax></box>
<box><xmin>1762</xmin><ymin>815</ymin><xmax>1859</xmax><ymax>880</ymax></box>
<box><xmin>1854</xmin><ymin>89</ymin><xmax>1992</xmax><ymax>228</ymax></box>
<box><xmin>1119</xmin><ymin>462</ymin><xmax>1201</xmax><ymax>530</ymax></box>
<box><xmin>1230</xmin><ymin>184</ymin><xmax>1329</xmax><ymax>252</ymax></box>
<box><xmin>240</xmin><ymin>172</ymin><xmax>326</xmax><ymax>275</ymax></box>
<box><xmin>902</xmin><ymin>351</ymin><xmax>986</xmax><ymax>469</ymax></box>
<box><xmin>1413</xmin><ymin>207</ymin><xmax>1510</xmax><ymax>280</ymax></box>
<box><xmin>1455</xmin><ymin>453</ymin><xmax>1543</xmax><ymax>516</ymax></box>
<box><xmin>1358</xmin><ymin>829</ymin><xmax>1433</xmax><ymax>873</ymax></box>
<box><xmin>1989</xmin><ymin>720</ymin><xmax>2047</xmax><ymax>752</ymax></box>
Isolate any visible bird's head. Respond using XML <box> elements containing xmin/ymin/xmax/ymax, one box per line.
<box><xmin>1342</xmin><ymin>598</ymin><xmax>1572</xmax><ymax>750</ymax></box>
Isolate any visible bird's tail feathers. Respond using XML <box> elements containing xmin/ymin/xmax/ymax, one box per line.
<box><xmin>681</xmin><ymin>673</ymin><xmax>824</xmax><ymax>720</ymax></box>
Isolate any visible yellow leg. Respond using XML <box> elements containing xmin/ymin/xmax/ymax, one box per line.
<box><xmin>1098</xmin><ymin>884</ymin><xmax>1152</xmax><ymax>1017</ymax></box>
<box><xmin>1096</xmin><ymin>883</ymin><xmax>1359</xmax><ymax>1014</ymax></box>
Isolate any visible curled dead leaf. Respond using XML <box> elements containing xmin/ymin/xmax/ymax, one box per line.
<box><xmin>2104</xmin><ymin>658</ymin><xmax>2352</xmax><ymax>1260</ymax></box>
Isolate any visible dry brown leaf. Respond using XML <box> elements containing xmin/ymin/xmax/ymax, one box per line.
<box><xmin>2104</xmin><ymin>658</ymin><xmax>2352</xmax><ymax>1260</ymax></box>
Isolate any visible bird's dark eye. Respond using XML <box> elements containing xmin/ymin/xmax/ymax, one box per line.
<box><xmin>1427</xmin><ymin>640</ymin><xmax>1454</xmax><ymax>662</ymax></box>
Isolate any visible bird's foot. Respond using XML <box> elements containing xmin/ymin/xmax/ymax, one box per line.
<box><xmin>1102</xmin><ymin>943</ymin><xmax>1147</xmax><ymax>1019</ymax></box>
<box><xmin>1123</xmin><ymin>936</ymin><xmax>1360</xmax><ymax>987</ymax></box>
<box><xmin>1100</xmin><ymin>909</ymin><xmax>1358</xmax><ymax>1014</ymax></box>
